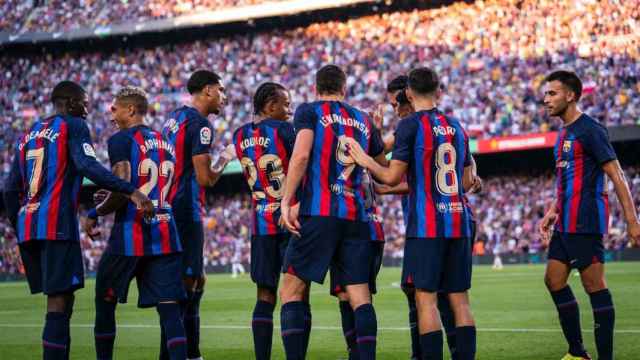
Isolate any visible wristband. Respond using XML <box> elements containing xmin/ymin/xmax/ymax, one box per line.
<box><xmin>87</xmin><ymin>208</ymin><xmax>99</xmax><ymax>220</ymax></box>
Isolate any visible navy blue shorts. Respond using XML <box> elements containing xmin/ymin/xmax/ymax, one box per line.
<box><xmin>251</xmin><ymin>233</ymin><xmax>289</xmax><ymax>291</ymax></box>
<box><xmin>95</xmin><ymin>252</ymin><xmax>186</xmax><ymax>308</ymax></box>
<box><xmin>402</xmin><ymin>237</ymin><xmax>472</xmax><ymax>293</ymax></box>
<box><xmin>175</xmin><ymin>219</ymin><xmax>204</xmax><ymax>278</ymax></box>
<box><xmin>330</xmin><ymin>241</ymin><xmax>384</xmax><ymax>296</ymax></box>
<box><xmin>283</xmin><ymin>216</ymin><xmax>371</xmax><ymax>285</ymax></box>
<box><xmin>19</xmin><ymin>240</ymin><xmax>84</xmax><ymax>295</ymax></box>
<box><xmin>548</xmin><ymin>231</ymin><xmax>604</xmax><ymax>270</ymax></box>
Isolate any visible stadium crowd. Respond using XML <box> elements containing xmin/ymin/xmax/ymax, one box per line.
<box><xmin>1</xmin><ymin>0</ymin><xmax>283</xmax><ymax>33</ymax></box>
<box><xmin>1</xmin><ymin>1</ymin><xmax>640</xmax><ymax>275</ymax></box>
<box><xmin>1</xmin><ymin>167</ymin><xmax>638</xmax><ymax>275</ymax></box>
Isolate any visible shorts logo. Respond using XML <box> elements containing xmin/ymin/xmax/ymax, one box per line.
<box><xmin>200</xmin><ymin>127</ymin><xmax>212</xmax><ymax>145</ymax></box>
<box><xmin>83</xmin><ymin>143</ymin><xmax>97</xmax><ymax>157</ymax></box>
<box><xmin>437</xmin><ymin>203</ymin><xmax>447</xmax><ymax>213</ymax></box>
<box><xmin>563</xmin><ymin>140</ymin><xmax>572</xmax><ymax>153</ymax></box>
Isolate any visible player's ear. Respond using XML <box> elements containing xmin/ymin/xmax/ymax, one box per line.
<box><xmin>406</xmin><ymin>88</ymin><xmax>416</xmax><ymax>104</ymax></box>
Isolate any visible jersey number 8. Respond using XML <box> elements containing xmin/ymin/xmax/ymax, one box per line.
<box><xmin>435</xmin><ymin>143</ymin><xmax>459</xmax><ymax>196</ymax></box>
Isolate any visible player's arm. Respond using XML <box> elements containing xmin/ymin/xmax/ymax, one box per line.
<box><xmin>382</xmin><ymin>134</ymin><xmax>395</xmax><ymax>154</ymax></box>
<box><xmin>94</xmin><ymin>161</ymin><xmax>131</xmax><ymax>215</ymax></box>
<box><xmin>2</xmin><ymin>150</ymin><xmax>24</xmax><ymax>230</ymax></box>
<box><xmin>538</xmin><ymin>199</ymin><xmax>559</xmax><ymax>244</ymax></box>
<box><xmin>191</xmin><ymin>122</ymin><xmax>232</xmax><ymax>187</ymax></box>
<box><xmin>602</xmin><ymin>160</ymin><xmax>640</xmax><ymax>243</ymax></box>
<box><xmin>348</xmin><ymin>142</ymin><xmax>407</xmax><ymax>186</ymax></box>
<box><xmin>280</xmin><ymin>129</ymin><xmax>313</xmax><ymax>236</ymax></box>
<box><xmin>67</xmin><ymin>118</ymin><xmax>153</xmax><ymax>217</ymax></box>
<box><xmin>374</xmin><ymin>181</ymin><xmax>409</xmax><ymax>195</ymax></box>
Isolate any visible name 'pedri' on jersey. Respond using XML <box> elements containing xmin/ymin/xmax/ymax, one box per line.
<box><xmin>162</xmin><ymin>106</ymin><xmax>215</xmax><ymax>222</ymax></box>
<box><xmin>294</xmin><ymin>101</ymin><xmax>385</xmax><ymax>222</ymax></box>
<box><xmin>233</xmin><ymin>119</ymin><xmax>295</xmax><ymax>236</ymax></box>
<box><xmin>554</xmin><ymin>114</ymin><xmax>616</xmax><ymax>235</ymax></box>
<box><xmin>392</xmin><ymin>108</ymin><xmax>472</xmax><ymax>239</ymax></box>
<box><xmin>6</xmin><ymin>115</ymin><xmax>136</xmax><ymax>243</ymax></box>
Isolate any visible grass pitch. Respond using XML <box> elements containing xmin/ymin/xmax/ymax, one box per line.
<box><xmin>0</xmin><ymin>263</ymin><xmax>639</xmax><ymax>359</ymax></box>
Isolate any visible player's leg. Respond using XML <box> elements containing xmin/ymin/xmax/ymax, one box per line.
<box><xmin>253</xmin><ymin>287</ymin><xmax>277</xmax><ymax>360</ymax></box>
<box><xmin>443</xmin><ymin>236</ymin><xmax>475</xmax><ymax>360</ymax></box>
<box><xmin>341</xmin><ymin>220</ymin><xmax>378</xmax><ymax>360</ymax></box>
<box><xmin>140</xmin><ymin>254</ymin><xmax>188</xmax><ymax>360</ymax></box>
<box><xmin>574</xmin><ymin>234</ymin><xmax>613</xmax><ymax>360</ymax></box>
<box><xmin>279</xmin><ymin>273</ymin><xmax>310</xmax><ymax>360</ymax></box>
<box><xmin>330</xmin><ymin>268</ymin><xmax>358</xmax><ymax>360</ymax></box>
<box><xmin>437</xmin><ymin>292</ymin><xmax>457</xmax><ymax>360</ymax></box>
<box><xmin>415</xmin><ymin>290</ymin><xmax>443</xmax><ymax>360</ymax></box>
<box><xmin>401</xmin><ymin>287</ymin><xmax>420</xmax><ymax>360</ymax></box>
<box><xmin>546</xmin><ymin>232</ymin><xmax>589</xmax><ymax>358</ymax></box>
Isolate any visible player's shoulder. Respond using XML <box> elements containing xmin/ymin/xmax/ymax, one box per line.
<box><xmin>579</xmin><ymin>113</ymin><xmax>606</xmax><ymax>131</ymax></box>
<box><xmin>294</xmin><ymin>101</ymin><xmax>316</xmax><ymax>115</ymax></box>
<box><xmin>572</xmin><ymin>113</ymin><xmax>607</xmax><ymax>138</ymax></box>
<box><xmin>232</xmin><ymin>122</ymin><xmax>251</xmax><ymax>140</ymax></box>
<box><xmin>60</xmin><ymin>114</ymin><xmax>86</xmax><ymax>129</ymax></box>
<box><xmin>107</xmin><ymin>128</ymin><xmax>133</xmax><ymax>146</ymax></box>
<box><xmin>397</xmin><ymin>112</ymin><xmax>421</xmax><ymax>130</ymax></box>
<box><xmin>265</xmin><ymin>118</ymin><xmax>294</xmax><ymax>132</ymax></box>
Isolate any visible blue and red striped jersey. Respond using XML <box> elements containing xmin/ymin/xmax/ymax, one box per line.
<box><xmin>232</xmin><ymin>119</ymin><xmax>295</xmax><ymax>236</ymax></box>
<box><xmin>5</xmin><ymin>115</ymin><xmax>136</xmax><ymax>243</ymax></box>
<box><xmin>294</xmin><ymin>101</ymin><xmax>384</xmax><ymax>222</ymax></box>
<box><xmin>392</xmin><ymin>108</ymin><xmax>472</xmax><ymax>239</ymax></box>
<box><xmin>105</xmin><ymin>125</ymin><xmax>181</xmax><ymax>256</ymax></box>
<box><xmin>162</xmin><ymin>106</ymin><xmax>214</xmax><ymax>222</ymax></box>
<box><xmin>362</xmin><ymin>170</ymin><xmax>384</xmax><ymax>242</ymax></box>
<box><xmin>553</xmin><ymin>114</ymin><xmax>616</xmax><ymax>234</ymax></box>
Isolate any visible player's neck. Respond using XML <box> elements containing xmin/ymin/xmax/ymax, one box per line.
<box><xmin>121</xmin><ymin>119</ymin><xmax>145</xmax><ymax>129</ymax></box>
<box><xmin>316</xmin><ymin>94</ymin><xmax>343</xmax><ymax>102</ymax></box>
<box><xmin>253</xmin><ymin>114</ymin><xmax>269</xmax><ymax>123</ymax></box>
<box><xmin>412</xmin><ymin>97</ymin><xmax>438</xmax><ymax>112</ymax></box>
<box><xmin>191</xmin><ymin>100</ymin><xmax>211</xmax><ymax>118</ymax></box>
<box><xmin>560</xmin><ymin>105</ymin><xmax>582</xmax><ymax>127</ymax></box>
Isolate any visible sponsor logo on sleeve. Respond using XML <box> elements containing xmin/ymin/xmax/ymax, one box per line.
<box><xmin>200</xmin><ymin>127</ymin><xmax>212</xmax><ymax>145</ymax></box>
<box><xmin>83</xmin><ymin>143</ymin><xmax>97</xmax><ymax>157</ymax></box>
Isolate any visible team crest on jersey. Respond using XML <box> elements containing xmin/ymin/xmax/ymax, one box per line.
<box><xmin>200</xmin><ymin>127</ymin><xmax>212</xmax><ymax>145</ymax></box>
<box><xmin>562</xmin><ymin>140</ymin><xmax>572</xmax><ymax>153</ymax></box>
<box><xmin>83</xmin><ymin>143</ymin><xmax>97</xmax><ymax>157</ymax></box>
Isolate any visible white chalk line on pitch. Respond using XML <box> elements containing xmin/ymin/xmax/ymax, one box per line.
<box><xmin>0</xmin><ymin>323</ymin><xmax>638</xmax><ymax>333</ymax></box>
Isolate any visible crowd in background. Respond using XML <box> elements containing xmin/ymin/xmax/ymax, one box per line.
<box><xmin>1</xmin><ymin>0</ymin><xmax>280</xmax><ymax>33</ymax></box>
<box><xmin>1</xmin><ymin>0</ymin><xmax>640</xmax><ymax>275</ymax></box>
<box><xmin>1</xmin><ymin>167</ymin><xmax>638</xmax><ymax>275</ymax></box>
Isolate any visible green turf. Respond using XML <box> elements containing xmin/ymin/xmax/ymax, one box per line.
<box><xmin>1</xmin><ymin>262</ymin><xmax>639</xmax><ymax>359</ymax></box>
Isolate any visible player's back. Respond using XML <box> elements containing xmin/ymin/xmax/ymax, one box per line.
<box><xmin>162</xmin><ymin>105</ymin><xmax>214</xmax><ymax>222</ymax></box>
<box><xmin>399</xmin><ymin>108</ymin><xmax>472</xmax><ymax>239</ymax></box>
<box><xmin>294</xmin><ymin>100</ymin><xmax>382</xmax><ymax>222</ymax></box>
<box><xmin>232</xmin><ymin>119</ymin><xmax>294</xmax><ymax>235</ymax></box>
<box><xmin>107</xmin><ymin>125</ymin><xmax>181</xmax><ymax>256</ymax></box>
<box><xmin>14</xmin><ymin>115</ymin><xmax>86</xmax><ymax>242</ymax></box>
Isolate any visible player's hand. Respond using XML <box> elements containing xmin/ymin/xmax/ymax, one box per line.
<box><xmin>538</xmin><ymin>211</ymin><xmax>557</xmax><ymax>244</ymax></box>
<box><xmin>93</xmin><ymin>189</ymin><xmax>110</xmax><ymax>205</ymax></box>
<box><xmin>369</xmin><ymin>104</ymin><xmax>385</xmax><ymax>130</ymax></box>
<box><xmin>130</xmin><ymin>190</ymin><xmax>155</xmax><ymax>220</ymax></box>
<box><xmin>83</xmin><ymin>217</ymin><xmax>100</xmax><ymax>240</ymax></box>
<box><xmin>627</xmin><ymin>219</ymin><xmax>640</xmax><ymax>246</ymax></box>
<box><xmin>281</xmin><ymin>199</ymin><xmax>301</xmax><ymax>237</ymax></box>
<box><xmin>469</xmin><ymin>175</ymin><xmax>483</xmax><ymax>194</ymax></box>
<box><xmin>344</xmin><ymin>138</ymin><xmax>371</xmax><ymax>168</ymax></box>
<box><xmin>222</xmin><ymin>144</ymin><xmax>236</xmax><ymax>162</ymax></box>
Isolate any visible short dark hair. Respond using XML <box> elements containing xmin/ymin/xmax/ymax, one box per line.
<box><xmin>545</xmin><ymin>70</ymin><xmax>582</xmax><ymax>100</ymax></box>
<box><xmin>253</xmin><ymin>82</ymin><xmax>286</xmax><ymax>115</ymax></box>
<box><xmin>315</xmin><ymin>65</ymin><xmax>346</xmax><ymax>95</ymax></box>
<box><xmin>51</xmin><ymin>81</ymin><xmax>85</xmax><ymax>104</ymax></box>
<box><xmin>387</xmin><ymin>75</ymin><xmax>408</xmax><ymax>93</ymax></box>
<box><xmin>408</xmin><ymin>67</ymin><xmax>440</xmax><ymax>95</ymax></box>
<box><xmin>187</xmin><ymin>70</ymin><xmax>221</xmax><ymax>95</ymax></box>
<box><xmin>115</xmin><ymin>86</ymin><xmax>149</xmax><ymax>115</ymax></box>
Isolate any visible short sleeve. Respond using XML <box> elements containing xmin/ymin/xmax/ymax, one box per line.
<box><xmin>582</xmin><ymin>124</ymin><xmax>617</xmax><ymax>165</ymax></box>
<box><xmin>368</xmin><ymin>126</ymin><xmax>384</xmax><ymax>158</ymax></box>
<box><xmin>391</xmin><ymin>118</ymin><xmax>416</xmax><ymax>163</ymax></box>
<box><xmin>462</xmin><ymin>130</ymin><xmax>472</xmax><ymax>167</ymax></box>
<box><xmin>190</xmin><ymin>117</ymin><xmax>214</xmax><ymax>156</ymax></box>
<box><xmin>278</xmin><ymin>122</ymin><xmax>296</xmax><ymax>156</ymax></box>
<box><xmin>293</xmin><ymin>103</ymin><xmax>316</xmax><ymax>132</ymax></box>
<box><xmin>107</xmin><ymin>132</ymin><xmax>132</xmax><ymax>167</ymax></box>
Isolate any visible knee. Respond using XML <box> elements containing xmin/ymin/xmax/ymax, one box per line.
<box><xmin>196</xmin><ymin>275</ymin><xmax>206</xmax><ymax>291</ymax></box>
<box><xmin>47</xmin><ymin>293</ymin><xmax>74</xmax><ymax>313</ymax></box>
<box><xmin>257</xmin><ymin>287</ymin><xmax>277</xmax><ymax>305</ymax></box>
<box><xmin>544</xmin><ymin>274</ymin><xmax>566</xmax><ymax>292</ymax></box>
<box><xmin>581</xmin><ymin>277</ymin><xmax>606</xmax><ymax>294</ymax></box>
<box><xmin>279</xmin><ymin>275</ymin><xmax>306</xmax><ymax>303</ymax></box>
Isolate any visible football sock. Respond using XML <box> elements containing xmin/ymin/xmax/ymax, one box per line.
<box><xmin>157</xmin><ymin>303</ymin><xmax>187</xmax><ymax>360</ymax></box>
<box><xmin>302</xmin><ymin>301</ymin><xmax>312</xmax><ymax>358</ymax></box>
<box><xmin>454</xmin><ymin>326</ymin><xmax>476</xmax><ymax>360</ymax></box>
<box><xmin>281</xmin><ymin>301</ymin><xmax>306</xmax><ymax>360</ymax></box>
<box><xmin>339</xmin><ymin>300</ymin><xmax>358</xmax><ymax>360</ymax></box>
<box><xmin>589</xmin><ymin>289</ymin><xmax>615</xmax><ymax>360</ymax></box>
<box><xmin>354</xmin><ymin>303</ymin><xmax>377</xmax><ymax>360</ymax></box>
<box><xmin>437</xmin><ymin>293</ymin><xmax>457</xmax><ymax>359</ymax></box>
<box><xmin>419</xmin><ymin>330</ymin><xmax>443</xmax><ymax>360</ymax></box>
<box><xmin>407</xmin><ymin>296</ymin><xmax>421</xmax><ymax>360</ymax></box>
<box><xmin>64</xmin><ymin>306</ymin><xmax>73</xmax><ymax>360</ymax></box>
<box><xmin>184</xmin><ymin>290</ymin><xmax>203</xmax><ymax>359</ymax></box>
<box><xmin>252</xmin><ymin>300</ymin><xmax>275</xmax><ymax>360</ymax></box>
<box><xmin>42</xmin><ymin>312</ymin><xmax>69</xmax><ymax>360</ymax></box>
<box><xmin>94</xmin><ymin>298</ymin><xmax>117</xmax><ymax>360</ymax></box>
<box><xmin>551</xmin><ymin>286</ymin><xmax>587</xmax><ymax>356</ymax></box>
<box><xmin>160</xmin><ymin>323</ymin><xmax>169</xmax><ymax>360</ymax></box>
